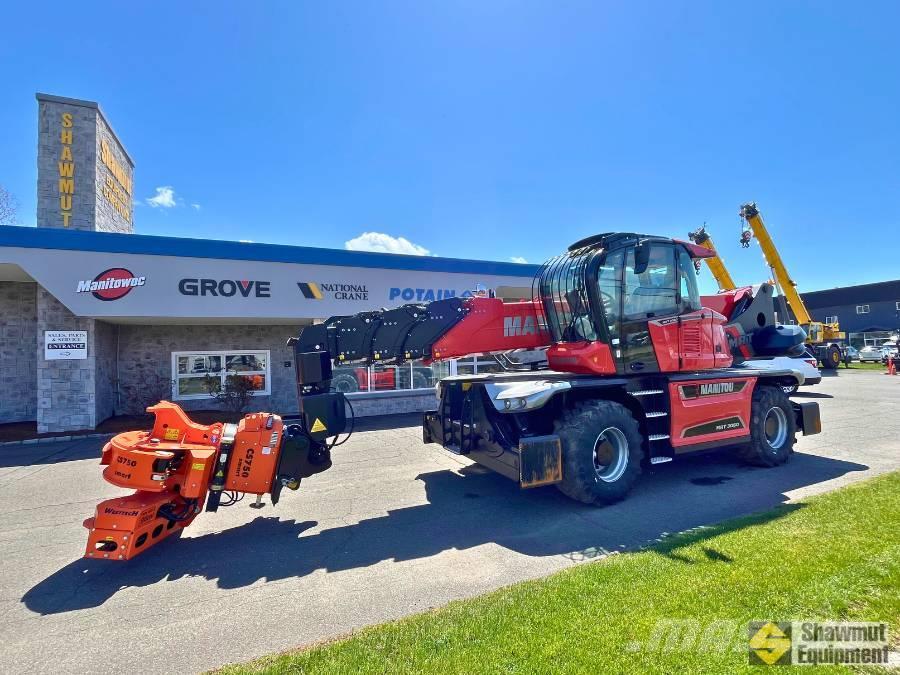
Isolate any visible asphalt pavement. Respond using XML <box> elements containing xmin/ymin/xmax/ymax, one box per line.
<box><xmin>1</xmin><ymin>369</ymin><xmax>898</xmax><ymax>673</ymax></box>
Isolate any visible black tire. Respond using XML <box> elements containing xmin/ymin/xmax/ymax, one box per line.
<box><xmin>820</xmin><ymin>344</ymin><xmax>841</xmax><ymax>370</ymax></box>
<box><xmin>735</xmin><ymin>385</ymin><xmax>796</xmax><ymax>467</ymax></box>
<box><xmin>330</xmin><ymin>373</ymin><xmax>359</xmax><ymax>393</ymax></box>
<box><xmin>554</xmin><ymin>400</ymin><xmax>643</xmax><ymax>505</ymax></box>
<box><xmin>782</xmin><ymin>383</ymin><xmax>799</xmax><ymax>396</ymax></box>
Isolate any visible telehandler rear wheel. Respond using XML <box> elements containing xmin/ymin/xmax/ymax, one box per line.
<box><xmin>736</xmin><ymin>385</ymin><xmax>796</xmax><ymax>467</ymax></box>
<box><xmin>554</xmin><ymin>400</ymin><xmax>643</xmax><ymax>505</ymax></box>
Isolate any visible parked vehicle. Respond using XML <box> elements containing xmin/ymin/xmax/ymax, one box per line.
<box><xmin>742</xmin><ymin>353</ymin><xmax>821</xmax><ymax>395</ymax></box>
<box><xmin>880</xmin><ymin>342</ymin><xmax>899</xmax><ymax>365</ymax></box>
<box><xmin>842</xmin><ymin>345</ymin><xmax>859</xmax><ymax>362</ymax></box>
<box><xmin>859</xmin><ymin>346</ymin><xmax>884</xmax><ymax>363</ymax></box>
<box><xmin>330</xmin><ymin>365</ymin><xmax>432</xmax><ymax>393</ymax></box>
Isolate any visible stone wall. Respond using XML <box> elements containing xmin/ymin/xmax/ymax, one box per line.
<box><xmin>35</xmin><ymin>288</ymin><xmax>99</xmax><ymax>432</ymax></box>
<box><xmin>36</xmin><ymin>93</ymin><xmax>134</xmax><ymax>233</ymax></box>
<box><xmin>346</xmin><ymin>390</ymin><xmax>438</xmax><ymax>417</ymax></box>
<box><xmin>37</xmin><ymin>97</ymin><xmax>97</xmax><ymax>231</ymax></box>
<box><xmin>94</xmin><ymin>321</ymin><xmax>118</xmax><ymax>423</ymax></box>
<box><xmin>94</xmin><ymin>111</ymin><xmax>134</xmax><ymax>232</ymax></box>
<box><xmin>116</xmin><ymin>324</ymin><xmax>303</xmax><ymax>416</ymax></box>
<box><xmin>0</xmin><ymin>282</ymin><xmax>37</xmax><ymax>423</ymax></box>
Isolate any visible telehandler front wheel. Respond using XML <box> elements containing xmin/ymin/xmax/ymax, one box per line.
<box><xmin>736</xmin><ymin>385</ymin><xmax>796</xmax><ymax>467</ymax></box>
<box><xmin>554</xmin><ymin>400</ymin><xmax>643</xmax><ymax>505</ymax></box>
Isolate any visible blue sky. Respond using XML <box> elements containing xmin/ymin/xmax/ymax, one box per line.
<box><xmin>0</xmin><ymin>1</ymin><xmax>897</xmax><ymax>293</ymax></box>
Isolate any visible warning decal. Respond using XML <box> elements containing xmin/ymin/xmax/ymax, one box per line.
<box><xmin>310</xmin><ymin>418</ymin><xmax>327</xmax><ymax>433</ymax></box>
<box><xmin>164</xmin><ymin>428</ymin><xmax>180</xmax><ymax>440</ymax></box>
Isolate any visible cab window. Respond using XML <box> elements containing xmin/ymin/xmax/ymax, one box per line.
<box><xmin>596</xmin><ymin>249</ymin><xmax>624</xmax><ymax>340</ymax></box>
<box><xmin>676</xmin><ymin>246</ymin><xmax>701</xmax><ymax>312</ymax></box>
<box><xmin>623</xmin><ymin>245</ymin><xmax>678</xmax><ymax>320</ymax></box>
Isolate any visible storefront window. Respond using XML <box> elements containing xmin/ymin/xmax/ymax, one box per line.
<box><xmin>172</xmin><ymin>350</ymin><xmax>270</xmax><ymax>400</ymax></box>
<box><xmin>328</xmin><ymin>359</ymin><xmax>448</xmax><ymax>394</ymax></box>
<box><xmin>454</xmin><ymin>355</ymin><xmax>501</xmax><ymax>375</ymax></box>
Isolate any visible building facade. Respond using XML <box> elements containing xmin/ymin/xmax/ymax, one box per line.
<box><xmin>801</xmin><ymin>280</ymin><xmax>900</xmax><ymax>348</ymax></box>
<box><xmin>0</xmin><ymin>226</ymin><xmax>536</xmax><ymax>432</ymax></box>
<box><xmin>0</xmin><ymin>93</ymin><xmax>536</xmax><ymax>433</ymax></box>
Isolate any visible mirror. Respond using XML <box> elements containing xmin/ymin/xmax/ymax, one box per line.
<box><xmin>634</xmin><ymin>241</ymin><xmax>650</xmax><ymax>274</ymax></box>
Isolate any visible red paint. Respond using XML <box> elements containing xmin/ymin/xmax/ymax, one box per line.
<box><xmin>649</xmin><ymin>310</ymin><xmax>733</xmax><ymax>372</ymax></box>
<box><xmin>674</xmin><ymin>239</ymin><xmax>717</xmax><ymax>259</ymax></box>
<box><xmin>668</xmin><ymin>377</ymin><xmax>755</xmax><ymax>448</ymax></box>
<box><xmin>546</xmin><ymin>341</ymin><xmax>616</xmax><ymax>375</ymax></box>
<box><xmin>430</xmin><ymin>297</ymin><xmax>549</xmax><ymax>361</ymax></box>
<box><xmin>700</xmin><ymin>286</ymin><xmax>754</xmax><ymax>320</ymax></box>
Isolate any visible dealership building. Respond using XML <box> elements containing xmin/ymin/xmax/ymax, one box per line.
<box><xmin>0</xmin><ymin>94</ymin><xmax>536</xmax><ymax>433</ymax></box>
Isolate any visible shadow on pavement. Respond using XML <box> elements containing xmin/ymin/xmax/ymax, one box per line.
<box><xmin>23</xmin><ymin>448</ymin><xmax>867</xmax><ymax>615</ymax></box>
<box><xmin>793</xmin><ymin>392</ymin><xmax>834</xmax><ymax>399</ymax></box>
<box><xmin>0</xmin><ymin>437</ymin><xmax>106</xmax><ymax>468</ymax></box>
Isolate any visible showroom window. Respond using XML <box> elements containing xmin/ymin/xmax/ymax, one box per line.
<box><xmin>856</xmin><ymin>305</ymin><xmax>870</xmax><ymax>314</ymax></box>
<box><xmin>329</xmin><ymin>359</ymin><xmax>449</xmax><ymax>394</ymax></box>
<box><xmin>172</xmin><ymin>350</ymin><xmax>270</xmax><ymax>400</ymax></box>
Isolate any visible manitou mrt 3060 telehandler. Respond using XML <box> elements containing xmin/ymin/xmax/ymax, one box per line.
<box><xmin>84</xmin><ymin>232</ymin><xmax>820</xmax><ymax>560</ymax></box>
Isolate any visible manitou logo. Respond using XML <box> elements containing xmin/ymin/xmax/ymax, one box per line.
<box><xmin>504</xmin><ymin>315</ymin><xmax>538</xmax><ymax>337</ymax></box>
<box><xmin>700</xmin><ymin>382</ymin><xmax>735</xmax><ymax>396</ymax></box>
<box><xmin>76</xmin><ymin>268</ymin><xmax>146</xmax><ymax>301</ymax></box>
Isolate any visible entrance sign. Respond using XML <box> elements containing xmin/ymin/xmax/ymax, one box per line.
<box><xmin>45</xmin><ymin>331</ymin><xmax>88</xmax><ymax>360</ymax></box>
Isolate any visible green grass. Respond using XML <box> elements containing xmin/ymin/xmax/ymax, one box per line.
<box><xmin>223</xmin><ymin>473</ymin><xmax>900</xmax><ymax>674</ymax></box>
<box><xmin>846</xmin><ymin>360</ymin><xmax>892</xmax><ymax>371</ymax></box>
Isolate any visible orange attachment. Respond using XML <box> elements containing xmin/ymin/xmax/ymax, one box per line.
<box><xmin>224</xmin><ymin>413</ymin><xmax>284</xmax><ymax>493</ymax></box>
<box><xmin>83</xmin><ymin>402</ymin><xmax>285</xmax><ymax>561</ymax></box>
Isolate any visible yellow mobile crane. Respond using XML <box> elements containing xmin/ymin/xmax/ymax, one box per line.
<box><xmin>689</xmin><ymin>203</ymin><xmax>845</xmax><ymax>369</ymax></box>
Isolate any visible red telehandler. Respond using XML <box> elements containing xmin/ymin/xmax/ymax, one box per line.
<box><xmin>83</xmin><ymin>232</ymin><xmax>820</xmax><ymax>560</ymax></box>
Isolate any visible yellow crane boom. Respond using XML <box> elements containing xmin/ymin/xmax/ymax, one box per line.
<box><xmin>688</xmin><ymin>204</ymin><xmax>845</xmax><ymax>369</ymax></box>
<box><xmin>687</xmin><ymin>225</ymin><xmax>736</xmax><ymax>290</ymax></box>
<box><xmin>739</xmin><ymin>203</ymin><xmax>845</xmax><ymax>367</ymax></box>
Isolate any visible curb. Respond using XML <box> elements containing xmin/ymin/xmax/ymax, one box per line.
<box><xmin>0</xmin><ymin>432</ymin><xmax>113</xmax><ymax>448</ymax></box>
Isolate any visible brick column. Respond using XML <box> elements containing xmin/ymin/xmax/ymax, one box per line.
<box><xmin>36</xmin><ymin>288</ymin><xmax>100</xmax><ymax>432</ymax></box>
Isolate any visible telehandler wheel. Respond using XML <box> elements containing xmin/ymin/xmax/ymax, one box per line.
<box><xmin>820</xmin><ymin>344</ymin><xmax>842</xmax><ymax>370</ymax></box>
<box><xmin>554</xmin><ymin>400</ymin><xmax>643</xmax><ymax>505</ymax></box>
<box><xmin>736</xmin><ymin>385</ymin><xmax>796</xmax><ymax>467</ymax></box>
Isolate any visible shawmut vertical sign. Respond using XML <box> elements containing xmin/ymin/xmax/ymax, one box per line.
<box><xmin>58</xmin><ymin>113</ymin><xmax>75</xmax><ymax>227</ymax></box>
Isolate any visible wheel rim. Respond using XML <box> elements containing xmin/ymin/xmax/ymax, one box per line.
<box><xmin>763</xmin><ymin>406</ymin><xmax>788</xmax><ymax>450</ymax></box>
<box><xmin>592</xmin><ymin>427</ymin><xmax>629</xmax><ymax>483</ymax></box>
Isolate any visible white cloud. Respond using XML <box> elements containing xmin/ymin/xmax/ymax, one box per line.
<box><xmin>146</xmin><ymin>186</ymin><xmax>177</xmax><ymax>208</ymax></box>
<box><xmin>345</xmin><ymin>231</ymin><xmax>430</xmax><ymax>256</ymax></box>
<box><xmin>239</xmin><ymin>239</ymin><xmax>254</xmax><ymax>243</ymax></box>
<box><xmin>509</xmin><ymin>256</ymin><xmax>528</xmax><ymax>264</ymax></box>
<box><xmin>191</xmin><ymin>203</ymin><xmax>201</xmax><ymax>210</ymax></box>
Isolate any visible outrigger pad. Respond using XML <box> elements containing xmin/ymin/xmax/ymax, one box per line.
<box><xmin>330</xmin><ymin>311</ymin><xmax>383</xmax><ymax>362</ymax></box>
<box><xmin>403</xmin><ymin>297</ymin><xmax>468</xmax><ymax>360</ymax></box>
<box><xmin>370</xmin><ymin>304</ymin><xmax>427</xmax><ymax>362</ymax></box>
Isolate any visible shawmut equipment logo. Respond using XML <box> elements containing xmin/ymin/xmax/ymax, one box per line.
<box><xmin>298</xmin><ymin>282</ymin><xmax>368</xmax><ymax>301</ymax></box>
<box><xmin>76</xmin><ymin>268</ymin><xmax>146</xmax><ymax>301</ymax></box>
<box><xmin>748</xmin><ymin>622</ymin><xmax>792</xmax><ymax>665</ymax></box>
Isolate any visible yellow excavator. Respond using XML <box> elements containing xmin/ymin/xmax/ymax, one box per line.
<box><xmin>689</xmin><ymin>203</ymin><xmax>845</xmax><ymax>369</ymax></box>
